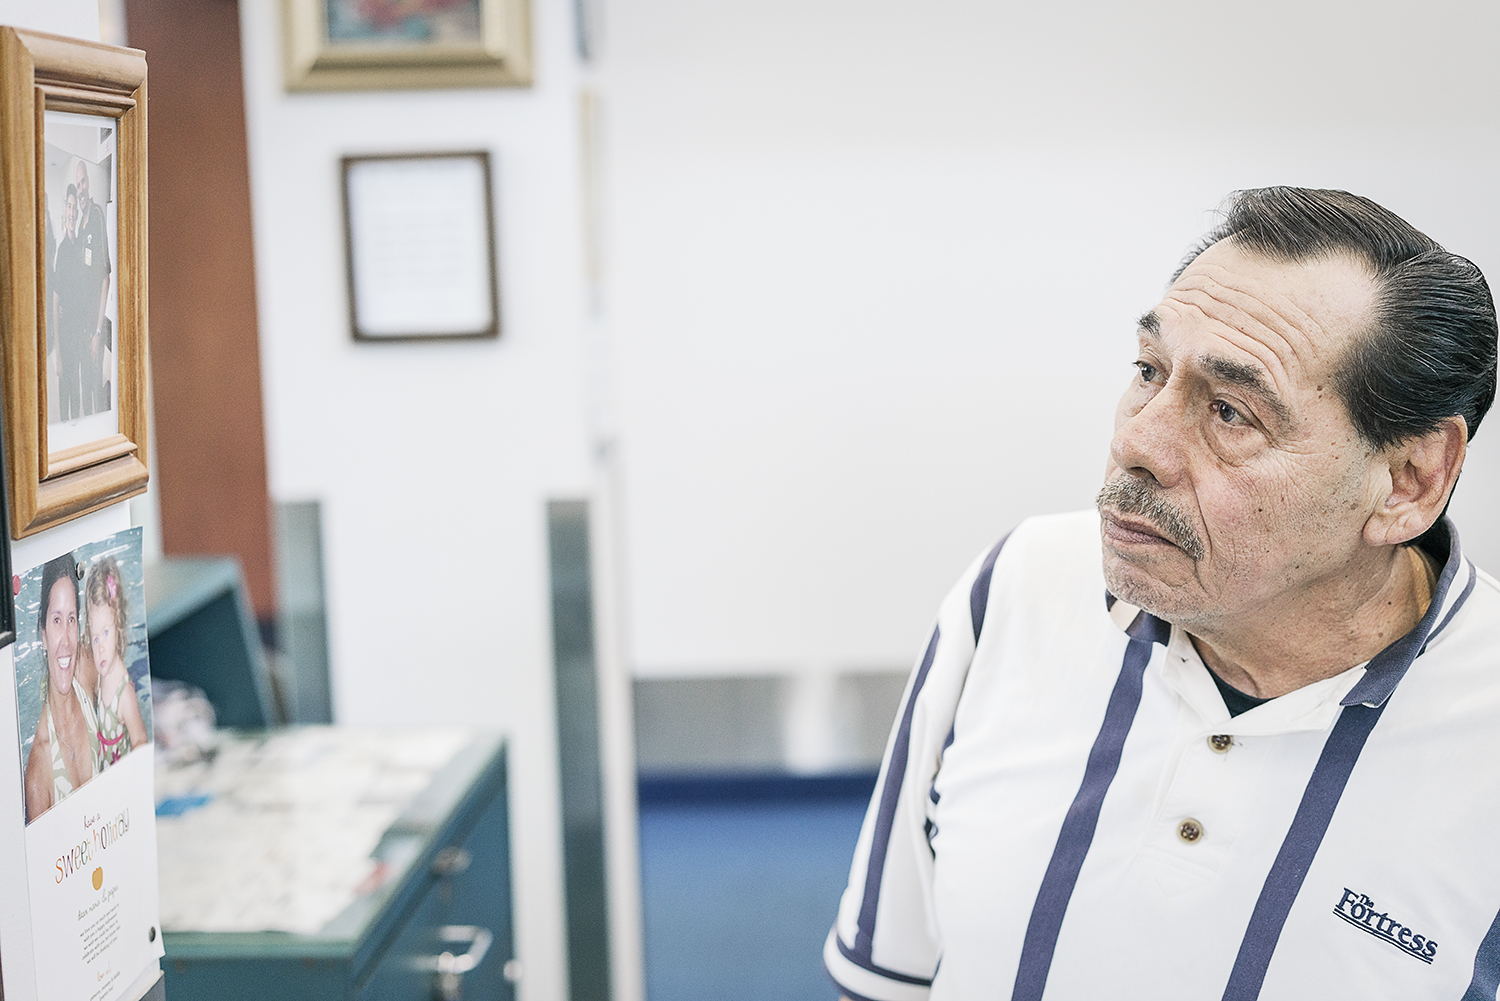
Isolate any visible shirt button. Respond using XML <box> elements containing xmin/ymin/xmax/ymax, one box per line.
<box><xmin>1208</xmin><ymin>734</ymin><xmax>1233</xmax><ymax>753</ymax></box>
<box><xmin>1178</xmin><ymin>818</ymin><xmax>1204</xmax><ymax>844</ymax></box>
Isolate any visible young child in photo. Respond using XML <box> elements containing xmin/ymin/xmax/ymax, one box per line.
<box><xmin>85</xmin><ymin>556</ymin><xmax>147</xmax><ymax>766</ymax></box>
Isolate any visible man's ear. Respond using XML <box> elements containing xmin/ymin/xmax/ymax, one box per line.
<box><xmin>1364</xmin><ymin>416</ymin><xmax>1468</xmax><ymax>548</ymax></box>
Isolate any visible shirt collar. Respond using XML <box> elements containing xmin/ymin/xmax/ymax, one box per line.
<box><xmin>1161</xmin><ymin>625</ymin><xmax>1364</xmax><ymax>733</ymax></box>
<box><xmin>1104</xmin><ymin>591</ymin><xmax>1169</xmax><ymax>646</ymax></box>
<box><xmin>1103</xmin><ymin>515</ymin><xmax>1473</xmax><ymax>710</ymax></box>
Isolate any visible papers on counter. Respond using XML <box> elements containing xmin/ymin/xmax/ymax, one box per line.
<box><xmin>154</xmin><ymin>726</ymin><xmax>472</xmax><ymax>935</ymax></box>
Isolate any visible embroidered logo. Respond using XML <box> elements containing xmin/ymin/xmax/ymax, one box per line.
<box><xmin>1333</xmin><ymin>888</ymin><xmax>1438</xmax><ymax>964</ymax></box>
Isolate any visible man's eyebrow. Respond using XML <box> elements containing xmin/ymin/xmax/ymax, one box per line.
<box><xmin>1136</xmin><ymin>310</ymin><xmax>1161</xmax><ymax>337</ymax></box>
<box><xmin>1200</xmin><ymin>355</ymin><xmax>1294</xmax><ymax>428</ymax></box>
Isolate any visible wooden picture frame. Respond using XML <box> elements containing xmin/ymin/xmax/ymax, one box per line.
<box><xmin>283</xmin><ymin>0</ymin><xmax>532</xmax><ymax>91</ymax></box>
<box><xmin>0</xmin><ymin>390</ymin><xmax>14</xmax><ymax>643</ymax></box>
<box><xmin>0</xmin><ymin>29</ymin><xmax>149</xmax><ymax>538</ymax></box>
<box><xmin>341</xmin><ymin>151</ymin><xmax>500</xmax><ymax>342</ymax></box>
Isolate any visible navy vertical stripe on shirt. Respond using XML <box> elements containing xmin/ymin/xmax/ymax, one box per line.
<box><xmin>1010</xmin><ymin>611</ymin><xmax>1170</xmax><ymax>1001</ymax></box>
<box><xmin>970</xmin><ymin>532</ymin><xmax>1011</xmax><ymax>641</ymax></box>
<box><xmin>1461</xmin><ymin>905</ymin><xmax>1500</xmax><ymax>1001</ymax></box>
<box><xmin>1220</xmin><ymin>702</ymin><xmax>1387</xmax><ymax>1001</ymax></box>
<box><xmin>853</xmin><ymin>626</ymin><xmax>942</xmax><ymax>964</ymax></box>
<box><xmin>849</xmin><ymin>530</ymin><xmax>1012</xmax><ymax>976</ymax></box>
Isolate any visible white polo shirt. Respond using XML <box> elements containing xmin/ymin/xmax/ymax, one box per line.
<box><xmin>825</xmin><ymin>510</ymin><xmax>1500</xmax><ymax>1001</ymax></box>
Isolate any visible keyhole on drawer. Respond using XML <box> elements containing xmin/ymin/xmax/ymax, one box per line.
<box><xmin>432</xmin><ymin>847</ymin><xmax>472</xmax><ymax>877</ymax></box>
<box><xmin>433</xmin><ymin>846</ymin><xmax>470</xmax><ymax>905</ymax></box>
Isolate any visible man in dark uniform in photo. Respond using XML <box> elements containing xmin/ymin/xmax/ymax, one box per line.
<box><xmin>44</xmin><ymin>183</ymin><xmax>55</xmax><ymax>387</ymax></box>
<box><xmin>73</xmin><ymin>158</ymin><xmax>111</xmax><ymax>416</ymax></box>
<box><xmin>52</xmin><ymin>183</ymin><xmax>85</xmax><ymax>422</ymax></box>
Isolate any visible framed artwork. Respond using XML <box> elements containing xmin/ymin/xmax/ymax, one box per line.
<box><xmin>283</xmin><ymin>0</ymin><xmax>532</xmax><ymax>91</ymax></box>
<box><xmin>341</xmin><ymin>151</ymin><xmax>500</xmax><ymax>342</ymax></box>
<box><xmin>0</xmin><ymin>29</ymin><xmax>149</xmax><ymax>539</ymax></box>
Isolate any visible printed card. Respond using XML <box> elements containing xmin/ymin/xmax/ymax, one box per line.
<box><xmin>9</xmin><ymin>527</ymin><xmax>163</xmax><ymax>1001</ymax></box>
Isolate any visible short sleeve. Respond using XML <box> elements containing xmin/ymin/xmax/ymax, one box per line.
<box><xmin>824</xmin><ymin>533</ymin><xmax>1010</xmax><ymax>1001</ymax></box>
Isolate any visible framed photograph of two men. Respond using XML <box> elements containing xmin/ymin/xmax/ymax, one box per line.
<box><xmin>0</xmin><ymin>29</ymin><xmax>149</xmax><ymax>538</ymax></box>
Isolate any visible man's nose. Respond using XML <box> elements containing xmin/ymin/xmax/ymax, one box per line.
<box><xmin>1110</xmin><ymin>389</ymin><xmax>1187</xmax><ymax>487</ymax></box>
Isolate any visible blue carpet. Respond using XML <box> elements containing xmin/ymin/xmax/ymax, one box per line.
<box><xmin>638</xmin><ymin>774</ymin><xmax>876</xmax><ymax>1001</ymax></box>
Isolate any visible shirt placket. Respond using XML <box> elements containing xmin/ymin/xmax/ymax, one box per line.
<box><xmin>1137</xmin><ymin>628</ymin><xmax>1365</xmax><ymax>895</ymax></box>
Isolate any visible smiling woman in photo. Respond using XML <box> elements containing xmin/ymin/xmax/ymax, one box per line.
<box><xmin>24</xmin><ymin>553</ymin><xmax>100</xmax><ymax>822</ymax></box>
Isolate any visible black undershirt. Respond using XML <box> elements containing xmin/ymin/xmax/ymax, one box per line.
<box><xmin>1209</xmin><ymin>669</ymin><xmax>1271</xmax><ymax>717</ymax></box>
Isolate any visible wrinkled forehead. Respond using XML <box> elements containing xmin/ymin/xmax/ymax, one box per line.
<box><xmin>1153</xmin><ymin>239</ymin><xmax>1378</xmax><ymax>385</ymax></box>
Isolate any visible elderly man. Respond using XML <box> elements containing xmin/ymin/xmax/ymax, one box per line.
<box><xmin>72</xmin><ymin>158</ymin><xmax>111</xmax><ymax>415</ymax></box>
<box><xmin>825</xmin><ymin>188</ymin><xmax>1500</xmax><ymax>1000</ymax></box>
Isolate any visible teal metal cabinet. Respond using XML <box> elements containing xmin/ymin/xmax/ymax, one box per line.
<box><xmin>144</xmin><ymin>557</ymin><xmax>277</xmax><ymax>728</ymax></box>
<box><xmin>160</xmin><ymin>735</ymin><xmax>514</xmax><ymax>1001</ymax></box>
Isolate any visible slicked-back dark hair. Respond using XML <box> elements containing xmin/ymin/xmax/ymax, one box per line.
<box><xmin>1176</xmin><ymin>187</ymin><xmax>1498</xmax><ymax>451</ymax></box>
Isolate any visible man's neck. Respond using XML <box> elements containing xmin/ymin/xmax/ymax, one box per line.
<box><xmin>1188</xmin><ymin>544</ymin><xmax>1439</xmax><ymax>700</ymax></box>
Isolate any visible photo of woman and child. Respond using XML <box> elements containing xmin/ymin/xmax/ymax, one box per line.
<box><xmin>20</xmin><ymin>547</ymin><xmax>151</xmax><ymax>824</ymax></box>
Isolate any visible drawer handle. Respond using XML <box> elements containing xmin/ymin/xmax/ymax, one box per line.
<box><xmin>432</xmin><ymin>847</ymin><xmax>472</xmax><ymax>877</ymax></box>
<box><xmin>425</xmin><ymin>925</ymin><xmax>492</xmax><ymax>974</ymax></box>
<box><xmin>419</xmin><ymin>926</ymin><xmax>493</xmax><ymax>1001</ymax></box>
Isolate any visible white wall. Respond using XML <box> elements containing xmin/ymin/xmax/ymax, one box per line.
<box><xmin>238</xmin><ymin>3</ymin><xmax>606</xmax><ymax>999</ymax></box>
<box><xmin>596</xmin><ymin>0</ymin><xmax>1500</xmax><ymax>679</ymax></box>
<box><xmin>0</xmin><ymin>0</ymin><xmax>96</xmax><ymax>41</ymax></box>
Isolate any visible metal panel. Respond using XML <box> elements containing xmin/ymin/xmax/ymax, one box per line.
<box><xmin>144</xmin><ymin>557</ymin><xmax>276</xmax><ymax>728</ymax></box>
<box><xmin>547</xmin><ymin>500</ymin><xmax>611</xmax><ymax>1001</ymax></box>
<box><xmin>273</xmin><ymin>500</ymin><xmax>332</xmax><ymax>723</ymax></box>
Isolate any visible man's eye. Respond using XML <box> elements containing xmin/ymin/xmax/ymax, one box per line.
<box><xmin>1210</xmin><ymin>400</ymin><xmax>1247</xmax><ymax>425</ymax></box>
<box><xmin>1133</xmin><ymin>361</ymin><xmax>1159</xmax><ymax>383</ymax></box>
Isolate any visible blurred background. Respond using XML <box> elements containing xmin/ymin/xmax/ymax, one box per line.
<box><xmin>25</xmin><ymin>0</ymin><xmax>1500</xmax><ymax>998</ymax></box>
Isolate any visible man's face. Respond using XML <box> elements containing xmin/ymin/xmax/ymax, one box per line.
<box><xmin>74</xmin><ymin>162</ymin><xmax>88</xmax><ymax>208</ymax></box>
<box><xmin>1098</xmin><ymin>239</ymin><xmax>1386</xmax><ymax>628</ymax></box>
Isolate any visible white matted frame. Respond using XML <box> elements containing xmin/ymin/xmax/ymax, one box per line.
<box><xmin>283</xmin><ymin>0</ymin><xmax>532</xmax><ymax>91</ymax></box>
<box><xmin>341</xmin><ymin>150</ymin><xmax>500</xmax><ymax>342</ymax></box>
<box><xmin>0</xmin><ymin>29</ymin><xmax>148</xmax><ymax>539</ymax></box>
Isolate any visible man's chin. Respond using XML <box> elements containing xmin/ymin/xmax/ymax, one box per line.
<box><xmin>1101</xmin><ymin>550</ymin><xmax>1194</xmax><ymax>620</ymax></box>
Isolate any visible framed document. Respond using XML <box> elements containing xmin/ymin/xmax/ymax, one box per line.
<box><xmin>283</xmin><ymin>0</ymin><xmax>532</xmax><ymax>91</ymax></box>
<box><xmin>0</xmin><ymin>29</ymin><xmax>149</xmax><ymax>538</ymax></box>
<box><xmin>341</xmin><ymin>151</ymin><xmax>500</xmax><ymax>342</ymax></box>
<box><xmin>1</xmin><ymin>527</ymin><xmax>165</xmax><ymax>1001</ymax></box>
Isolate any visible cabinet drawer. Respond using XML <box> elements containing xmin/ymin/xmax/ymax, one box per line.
<box><xmin>360</xmin><ymin>776</ymin><xmax>515</xmax><ymax>1001</ymax></box>
<box><xmin>160</xmin><ymin>734</ymin><xmax>512</xmax><ymax>1001</ymax></box>
<box><xmin>165</xmin><ymin>954</ymin><xmax>354</xmax><ymax>1000</ymax></box>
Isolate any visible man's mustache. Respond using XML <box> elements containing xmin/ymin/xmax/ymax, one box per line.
<box><xmin>1096</xmin><ymin>477</ymin><xmax>1206</xmax><ymax>562</ymax></box>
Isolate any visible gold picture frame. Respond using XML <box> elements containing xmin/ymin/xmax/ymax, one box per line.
<box><xmin>283</xmin><ymin>0</ymin><xmax>532</xmax><ymax>91</ymax></box>
<box><xmin>0</xmin><ymin>28</ymin><xmax>149</xmax><ymax>538</ymax></box>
